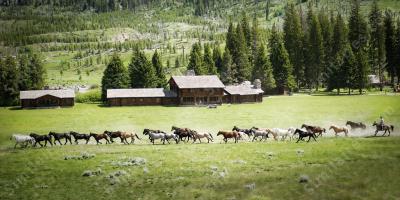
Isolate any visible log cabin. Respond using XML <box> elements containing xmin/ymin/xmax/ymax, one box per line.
<box><xmin>169</xmin><ymin>75</ymin><xmax>225</xmax><ymax>105</ymax></box>
<box><xmin>20</xmin><ymin>90</ymin><xmax>75</xmax><ymax>108</ymax></box>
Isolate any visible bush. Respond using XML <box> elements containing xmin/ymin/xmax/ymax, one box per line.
<box><xmin>76</xmin><ymin>90</ymin><xmax>101</xmax><ymax>103</ymax></box>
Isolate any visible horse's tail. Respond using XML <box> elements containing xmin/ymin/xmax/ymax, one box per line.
<box><xmin>391</xmin><ymin>125</ymin><xmax>394</xmax><ymax>132</ymax></box>
<box><xmin>209</xmin><ymin>133</ymin><xmax>213</xmax><ymax>140</ymax></box>
<box><xmin>135</xmin><ymin>134</ymin><xmax>141</xmax><ymax>140</ymax></box>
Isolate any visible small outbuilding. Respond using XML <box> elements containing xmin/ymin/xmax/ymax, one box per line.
<box><xmin>107</xmin><ymin>88</ymin><xmax>177</xmax><ymax>106</ymax></box>
<box><xmin>223</xmin><ymin>82</ymin><xmax>264</xmax><ymax>104</ymax></box>
<box><xmin>20</xmin><ymin>90</ymin><xmax>75</xmax><ymax>108</ymax></box>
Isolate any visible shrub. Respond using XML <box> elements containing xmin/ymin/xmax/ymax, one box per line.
<box><xmin>76</xmin><ymin>90</ymin><xmax>101</xmax><ymax>103</ymax></box>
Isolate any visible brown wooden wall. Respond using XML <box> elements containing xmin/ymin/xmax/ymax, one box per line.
<box><xmin>21</xmin><ymin>96</ymin><xmax>74</xmax><ymax>108</ymax></box>
<box><xmin>223</xmin><ymin>94</ymin><xmax>263</xmax><ymax>104</ymax></box>
<box><xmin>108</xmin><ymin>97</ymin><xmax>177</xmax><ymax>106</ymax></box>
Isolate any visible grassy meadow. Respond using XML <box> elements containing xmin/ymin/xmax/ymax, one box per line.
<box><xmin>0</xmin><ymin>95</ymin><xmax>400</xmax><ymax>199</ymax></box>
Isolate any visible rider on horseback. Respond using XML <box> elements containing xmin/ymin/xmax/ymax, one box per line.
<box><xmin>379</xmin><ymin>116</ymin><xmax>384</xmax><ymax>130</ymax></box>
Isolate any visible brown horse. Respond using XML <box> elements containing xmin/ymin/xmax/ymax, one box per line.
<box><xmin>346</xmin><ymin>121</ymin><xmax>366</xmax><ymax>130</ymax></box>
<box><xmin>301</xmin><ymin>124</ymin><xmax>326</xmax><ymax>137</ymax></box>
<box><xmin>90</xmin><ymin>132</ymin><xmax>110</xmax><ymax>144</ymax></box>
<box><xmin>372</xmin><ymin>122</ymin><xmax>394</xmax><ymax>136</ymax></box>
<box><xmin>171</xmin><ymin>126</ymin><xmax>193</xmax><ymax>142</ymax></box>
<box><xmin>217</xmin><ymin>131</ymin><xmax>239</xmax><ymax>143</ymax></box>
<box><xmin>120</xmin><ymin>132</ymin><xmax>141</xmax><ymax>144</ymax></box>
<box><xmin>329</xmin><ymin>125</ymin><xmax>348</xmax><ymax>137</ymax></box>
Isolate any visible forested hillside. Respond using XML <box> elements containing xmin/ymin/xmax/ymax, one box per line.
<box><xmin>0</xmin><ymin>0</ymin><xmax>400</xmax><ymax>105</ymax></box>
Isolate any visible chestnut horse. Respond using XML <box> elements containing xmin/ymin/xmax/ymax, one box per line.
<box><xmin>217</xmin><ymin>131</ymin><xmax>239</xmax><ymax>143</ymax></box>
<box><xmin>301</xmin><ymin>124</ymin><xmax>326</xmax><ymax>137</ymax></box>
<box><xmin>171</xmin><ymin>126</ymin><xmax>193</xmax><ymax>142</ymax></box>
<box><xmin>120</xmin><ymin>132</ymin><xmax>141</xmax><ymax>144</ymax></box>
<box><xmin>90</xmin><ymin>132</ymin><xmax>110</xmax><ymax>144</ymax></box>
<box><xmin>329</xmin><ymin>125</ymin><xmax>348</xmax><ymax>136</ymax></box>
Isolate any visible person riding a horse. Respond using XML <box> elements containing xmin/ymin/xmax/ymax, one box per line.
<box><xmin>379</xmin><ymin>116</ymin><xmax>384</xmax><ymax>130</ymax></box>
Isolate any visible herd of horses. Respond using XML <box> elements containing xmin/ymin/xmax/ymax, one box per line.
<box><xmin>10</xmin><ymin>120</ymin><xmax>394</xmax><ymax>148</ymax></box>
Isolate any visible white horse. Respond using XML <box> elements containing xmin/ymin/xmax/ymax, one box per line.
<box><xmin>164</xmin><ymin>133</ymin><xmax>179</xmax><ymax>144</ymax></box>
<box><xmin>250</xmin><ymin>128</ymin><xmax>269</xmax><ymax>142</ymax></box>
<box><xmin>143</xmin><ymin>132</ymin><xmax>167</xmax><ymax>145</ymax></box>
<box><xmin>192</xmin><ymin>132</ymin><xmax>213</xmax><ymax>143</ymax></box>
<box><xmin>237</xmin><ymin>132</ymin><xmax>248</xmax><ymax>140</ymax></box>
<box><xmin>270</xmin><ymin>127</ymin><xmax>295</xmax><ymax>141</ymax></box>
<box><xmin>10</xmin><ymin>134</ymin><xmax>35</xmax><ymax>149</ymax></box>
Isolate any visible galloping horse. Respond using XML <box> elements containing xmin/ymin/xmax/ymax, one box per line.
<box><xmin>90</xmin><ymin>132</ymin><xmax>110</xmax><ymax>144</ymax></box>
<box><xmin>250</xmin><ymin>128</ymin><xmax>270</xmax><ymax>142</ymax></box>
<box><xmin>301</xmin><ymin>124</ymin><xmax>326</xmax><ymax>137</ymax></box>
<box><xmin>120</xmin><ymin>132</ymin><xmax>141</xmax><ymax>144</ymax></box>
<box><xmin>48</xmin><ymin>132</ymin><xmax>72</xmax><ymax>145</ymax></box>
<box><xmin>270</xmin><ymin>128</ymin><xmax>295</xmax><ymax>141</ymax></box>
<box><xmin>329</xmin><ymin>125</ymin><xmax>348</xmax><ymax>137</ymax></box>
<box><xmin>217</xmin><ymin>131</ymin><xmax>239</xmax><ymax>143</ymax></box>
<box><xmin>293</xmin><ymin>129</ymin><xmax>317</xmax><ymax>143</ymax></box>
<box><xmin>372</xmin><ymin>122</ymin><xmax>394</xmax><ymax>136</ymax></box>
<box><xmin>232</xmin><ymin>126</ymin><xmax>253</xmax><ymax>138</ymax></box>
<box><xmin>346</xmin><ymin>121</ymin><xmax>366</xmax><ymax>130</ymax></box>
<box><xmin>143</xmin><ymin>131</ymin><xmax>167</xmax><ymax>145</ymax></box>
<box><xmin>191</xmin><ymin>131</ymin><xmax>213</xmax><ymax>143</ymax></box>
<box><xmin>104</xmin><ymin>131</ymin><xmax>123</xmax><ymax>143</ymax></box>
<box><xmin>70</xmin><ymin>131</ymin><xmax>91</xmax><ymax>144</ymax></box>
<box><xmin>171</xmin><ymin>126</ymin><xmax>193</xmax><ymax>142</ymax></box>
<box><xmin>29</xmin><ymin>133</ymin><xmax>53</xmax><ymax>147</ymax></box>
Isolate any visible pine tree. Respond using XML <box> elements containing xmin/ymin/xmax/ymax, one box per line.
<box><xmin>349</xmin><ymin>0</ymin><xmax>369</xmax><ymax>51</ymax></box>
<box><xmin>251</xmin><ymin>14</ymin><xmax>260</xmax><ymax>67</ymax></box>
<box><xmin>213</xmin><ymin>45</ymin><xmax>223</xmax><ymax>74</ymax></box>
<box><xmin>187</xmin><ymin>43</ymin><xmax>205</xmax><ymax>75</ymax></box>
<box><xmin>241</xmin><ymin>12</ymin><xmax>252</xmax><ymax>51</ymax></box>
<box><xmin>101</xmin><ymin>54</ymin><xmax>129</xmax><ymax>101</ymax></box>
<box><xmin>203</xmin><ymin>44</ymin><xmax>217</xmax><ymax>75</ymax></box>
<box><xmin>383</xmin><ymin>10</ymin><xmax>396</xmax><ymax>85</ymax></box>
<box><xmin>283</xmin><ymin>3</ymin><xmax>304</xmax><ymax>88</ymax></box>
<box><xmin>341</xmin><ymin>46</ymin><xmax>357</xmax><ymax>95</ymax></box>
<box><xmin>235</xmin><ymin>24</ymin><xmax>252</xmax><ymax>82</ymax></box>
<box><xmin>226</xmin><ymin>22</ymin><xmax>237</xmax><ymax>61</ymax></box>
<box><xmin>151</xmin><ymin>50</ymin><xmax>167</xmax><ymax>88</ymax></box>
<box><xmin>129</xmin><ymin>49</ymin><xmax>157</xmax><ymax>88</ymax></box>
<box><xmin>349</xmin><ymin>0</ymin><xmax>370</xmax><ymax>94</ymax></box>
<box><xmin>305</xmin><ymin>6</ymin><xmax>324</xmax><ymax>90</ymax></box>
<box><xmin>396</xmin><ymin>20</ymin><xmax>400</xmax><ymax>85</ymax></box>
<box><xmin>319</xmin><ymin>11</ymin><xmax>333</xmax><ymax>87</ymax></box>
<box><xmin>220</xmin><ymin>48</ymin><xmax>237</xmax><ymax>84</ymax></box>
<box><xmin>253</xmin><ymin>44</ymin><xmax>276</xmax><ymax>92</ymax></box>
<box><xmin>354</xmin><ymin>51</ymin><xmax>369</xmax><ymax>94</ymax></box>
<box><xmin>0</xmin><ymin>56</ymin><xmax>19</xmax><ymax>105</ymax></box>
<box><xmin>369</xmin><ymin>0</ymin><xmax>385</xmax><ymax>90</ymax></box>
<box><xmin>269</xmin><ymin>25</ymin><xmax>295</xmax><ymax>94</ymax></box>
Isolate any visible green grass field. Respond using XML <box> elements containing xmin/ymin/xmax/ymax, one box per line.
<box><xmin>0</xmin><ymin>95</ymin><xmax>400</xmax><ymax>199</ymax></box>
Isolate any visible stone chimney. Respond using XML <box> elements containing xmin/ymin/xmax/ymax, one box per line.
<box><xmin>185</xmin><ymin>70</ymin><xmax>196</xmax><ymax>76</ymax></box>
<box><xmin>253</xmin><ymin>79</ymin><xmax>262</xmax><ymax>89</ymax></box>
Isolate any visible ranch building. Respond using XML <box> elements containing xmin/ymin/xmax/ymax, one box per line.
<box><xmin>20</xmin><ymin>90</ymin><xmax>75</xmax><ymax>108</ymax></box>
<box><xmin>106</xmin><ymin>75</ymin><xmax>264</xmax><ymax>106</ymax></box>
<box><xmin>223</xmin><ymin>82</ymin><xmax>264</xmax><ymax>104</ymax></box>
<box><xmin>169</xmin><ymin>75</ymin><xmax>225</xmax><ymax>105</ymax></box>
<box><xmin>107</xmin><ymin>88</ymin><xmax>177</xmax><ymax>106</ymax></box>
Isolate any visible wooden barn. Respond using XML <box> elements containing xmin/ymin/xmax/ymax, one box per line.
<box><xmin>20</xmin><ymin>90</ymin><xmax>75</xmax><ymax>108</ymax></box>
<box><xmin>107</xmin><ymin>88</ymin><xmax>177</xmax><ymax>106</ymax></box>
<box><xmin>223</xmin><ymin>84</ymin><xmax>264</xmax><ymax>104</ymax></box>
<box><xmin>169</xmin><ymin>75</ymin><xmax>225</xmax><ymax>105</ymax></box>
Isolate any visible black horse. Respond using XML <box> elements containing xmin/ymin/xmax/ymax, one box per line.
<box><xmin>70</xmin><ymin>131</ymin><xmax>91</xmax><ymax>144</ymax></box>
<box><xmin>104</xmin><ymin>131</ymin><xmax>123</xmax><ymax>143</ymax></box>
<box><xmin>29</xmin><ymin>133</ymin><xmax>53</xmax><ymax>147</ymax></box>
<box><xmin>294</xmin><ymin>129</ymin><xmax>317</xmax><ymax>143</ymax></box>
<box><xmin>346</xmin><ymin>121</ymin><xmax>366</xmax><ymax>130</ymax></box>
<box><xmin>232</xmin><ymin>126</ymin><xmax>253</xmax><ymax>138</ymax></box>
<box><xmin>48</xmin><ymin>132</ymin><xmax>72</xmax><ymax>145</ymax></box>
